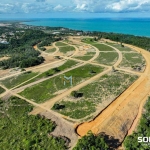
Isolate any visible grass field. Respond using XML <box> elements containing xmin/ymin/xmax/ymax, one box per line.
<box><xmin>54</xmin><ymin>71</ymin><xmax>138</xmax><ymax>119</ymax></box>
<box><xmin>107</xmin><ymin>43</ymin><xmax>133</xmax><ymax>52</ymax></box>
<box><xmin>95</xmin><ymin>52</ymin><xmax>118</xmax><ymax>65</ymax></box>
<box><xmin>81</xmin><ymin>38</ymin><xmax>97</xmax><ymax>44</ymax></box>
<box><xmin>74</xmin><ymin>52</ymin><xmax>95</xmax><ymax>61</ymax></box>
<box><xmin>0</xmin><ymin>71</ymin><xmax>38</xmax><ymax>89</ymax></box>
<box><xmin>119</xmin><ymin>53</ymin><xmax>145</xmax><ymax>68</ymax></box>
<box><xmin>46</xmin><ymin>48</ymin><xmax>56</xmax><ymax>53</ymax></box>
<box><xmin>20</xmin><ymin>64</ymin><xmax>104</xmax><ymax>103</ymax></box>
<box><xmin>52</xmin><ymin>100</ymin><xmax>96</xmax><ymax>119</ymax></box>
<box><xmin>19</xmin><ymin>60</ymin><xmax>79</xmax><ymax>87</ymax></box>
<box><xmin>0</xmin><ymin>97</ymin><xmax>67</xmax><ymax>149</ymax></box>
<box><xmin>59</xmin><ymin>46</ymin><xmax>75</xmax><ymax>54</ymax></box>
<box><xmin>55</xmin><ymin>42</ymin><xmax>68</xmax><ymax>47</ymax></box>
<box><xmin>0</xmin><ymin>86</ymin><xmax>5</xmax><ymax>94</ymax></box>
<box><xmin>92</xmin><ymin>44</ymin><xmax>115</xmax><ymax>51</ymax></box>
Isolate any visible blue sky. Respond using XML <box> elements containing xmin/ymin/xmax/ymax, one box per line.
<box><xmin>0</xmin><ymin>0</ymin><xmax>150</xmax><ymax>18</ymax></box>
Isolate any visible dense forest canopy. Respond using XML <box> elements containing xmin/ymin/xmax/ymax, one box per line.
<box><xmin>0</xmin><ymin>97</ymin><xmax>67</xmax><ymax>149</ymax></box>
<box><xmin>73</xmin><ymin>132</ymin><xmax>109</xmax><ymax>150</ymax></box>
<box><xmin>0</xmin><ymin>27</ymin><xmax>60</xmax><ymax>69</ymax></box>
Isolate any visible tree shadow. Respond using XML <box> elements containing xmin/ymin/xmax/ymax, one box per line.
<box><xmin>99</xmin><ymin>132</ymin><xmax>121</xmax><ymax>150</ymax></box>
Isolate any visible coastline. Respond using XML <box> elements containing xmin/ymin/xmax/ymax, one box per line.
<box><xmin>22</xmin><ymin>18</ymin><xmax>150</xmax><ymax>37</ymax></box>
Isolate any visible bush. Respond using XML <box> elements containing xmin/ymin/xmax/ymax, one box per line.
<box><xmin>53</xmin><ymin>104</ymin><xmax>65</xmax><ymax>110</ymax></box>
<box><xmin>71</xmin><ymin>91</ymin><xmax>83</xmax><ymax>98</ymax></box>
<box><xmin>73</xmin><ymin>132</ymin><xmax>109</xmax><ymax>150</ymax></box>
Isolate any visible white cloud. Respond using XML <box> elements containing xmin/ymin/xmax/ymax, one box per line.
<box><xmin>106</xmin><ymin>0</ymin><xmax>150</xmax><ymax>12</ymax></box>
<box><xmin>54</xmin><ymin>4</ymin><xmax>64</xmax><ymax>11</ymax></box>
<box><xmin>0</xmin><ymin>0</ymin><xmax>150</xmax><ymax>14</ymax></box>
<box><xmin>75</xmin><ymin>4</ymin><xmax>87</xmax><ymax>11</ymax></box>
<box><xmin>21</xmin><ymin>3</ymin><xmax>30</xmax><ymax>13</ymax></box>
<box><xmin>0</xmin><ymin>3</ymin><xmax>15</xmax><ymax>13</ymax></box>
<box><xmin>73</xmin><ymin>0</ymin><xmax>150</xmax><ymax>13</ymax></box>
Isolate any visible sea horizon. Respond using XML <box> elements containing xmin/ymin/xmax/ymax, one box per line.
<box><xmin>20</xmin><ymin>18</ymin><xmax>150</xmax><ymax>37</ymax></box>
<box><xmin>1</xmin><ymin>17</ymin><xmax>150</xmax><ymax>37</ymax></box>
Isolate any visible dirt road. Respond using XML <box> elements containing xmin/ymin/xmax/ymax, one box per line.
<box><xmin>76</xmin><ymin>42</ymin><xmax>150</xmax><ymax>144</ymax></box>
<box><xmin>30</xmin><ymin>39</ymin><xmax>124</xmax><ymax>115</ymax></box>
<box><xmin>1</xmin><ymin>38</ymin><xmax>145</xmax><ymax>149</ymax></box>
<box><xmin>30</xmin><ymin>67</ymin><xmax>111</xmax><ymax>115</ymax></box>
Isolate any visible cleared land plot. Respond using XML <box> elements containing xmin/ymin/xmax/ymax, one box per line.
<box><xmin>81</xmin><ymin>38</ymin><xmax>97</xmax><ymax>44</ymax></box>
<box><xmin>46</xmin><ymin>48</ymin><xmax>56</xmax><ymax>53</ymax></box>
<box><xmin>54</xmin><ymin>72</ymin><xmax>138</xmax><ymax>119</ymax></box>
<box><xmin>59</xmin><ymin>46</ymin><xmax>75</xmax><ymax>54</ymax></box>
<box><xmin>0</xmin><ymin>97</ymin><xmax>66</xmax><ymax>150</ymax></box>
<box><xmin>119</xmin><ymin>53</ymin><xmax>145</xmax><ymax>70</ymax></box>
<box><xmin>107</xmin><ymin>43</ymin><xmax>134</xmax><ymax>52</ymax></box>
<box><xmin>20</xmin><ymin>64</ymin><xmax>104</xmax><ymax>103</ymax></box>
<box><xmin>0</xmin><ymin>71</ymin><xmax>38</xmax><ymax>89</ymax></box>
<box><xmin>93</xmin><ymin>44</ymin><xmax>115</xmax><ymax>51</ymax></box>
<box><xmin>19</xmin><ymin>60</ymin><xmax>79</xmax><ymax>87</ymax></box>
<box><xmin>55</xmin><ymin>42</ymin><xmax>68</xmax><ymax>47</ymax></box>
<box><xmin>0</xmin><ymin>86</ymin><xmax>5</xmax><ymax>94</ymax></box>
<box><xmin>74</xmin><ymin>52</ymin><xmax>96</xmax><ymax>61</ymax></box>
<box><xmin>94</xmin><ymin>52</ymin><xmax>118</xmax><ymax>66</ymax></box>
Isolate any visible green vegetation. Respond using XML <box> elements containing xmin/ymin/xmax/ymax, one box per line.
<box><xmin>93</xmin><ymin>44</ymin><xmax>114</xmax><ymax>51</ymax></box>
<box><xmin>87</xmin><ymin>32</ymin><xmax>150</xmax><ymax>50</ymax></box>
<box><xmin>57</xmin><ymin>60</ymin><xmax>78</xmax><ymax>70</ymax></box>
<box><xmin>0</xmin><ymin>26</ymin><xmax>63</xmax><ymax>69</ymax></box>
<box><xmin>74</xmin><ymin>52</ymin><xmax>95</xmax><ymax>61</ymax></box>
<box><xmin>0</xmin><ymin>97</ymin><xmax>67</xmax><ymax>150</ymax></box>
<box><xmin>53</xmin><ymin>100</ymin><xmax>95</xmax><ymax>119</ymax></box>
<box><xmin>55</xmin><ymin>42</ymin><xmax>68</xmax><ymax>47</ymax></box>
<box><xmin>119</xmin><ymin>53</ymin><xmax>145</xmax><ymax>69</ymax></box>
<box><xmin>0</xmin><ymin>30</ymin><xmax>49</xmax><ymax>69</ymax></box>
<box><xmin>46</xmin><ymin>48</ymin><xmax>56</xmax><ymax>53</ymax></box>
<box><xmin>52</xmin><ymin>103</ymin><xmax>65</xmax><ymax>110</ymax></box>
<box><xmin>55</xmin><ymin>72</ymin><xmax>138</xmax><ymax>119</ymax></box>
<box><xmin>95</xmin><ymin>52</ymin><xmax>118</xmax><ymax>65</ymax></box>
<box><xmin>107</xmin><ymin>43</ymin><xmax>133</xmax><ymax>52</ymax></box>
<box><xmin>73</xmin><ymin>132</ymin><xmax>109</xmax><ymax>150</ymax></box>
<box><xmin>0</xmin><ymin>86</ymin><xmax>5</xmax><ymax>94</ymax></box>
<box><xmin>20</xmin><ymin>64</ymin><xmax>104</xmax><ymax>103</ymax></box>
<box><xmin>124</xmin><ymin>97</ymin><xmax>150</xmax><ymax>150</ymax></box>
<box><xmin>0</xmin><ymin>48</ymin><xmax>44</xmax><ymax>69</ymax></box>
<box><xmin>59</xmin><ymin>46</ymin><xmax>75</xmax><ymax>54</ymax></box>
<box><xmin>81</xmin><ymin>38</ymin><xmax>96</xmax><ymax>44</ymax></box>
<box><xmin>78</xmin><ymin>72</ymin><xmax>138</xmax><ymax>104</ymax></box>
<box><xmin>70</xmin><ymin>91</ymin><xmax>82</xmax><ymax>98</ymax></box>
<box><xmin>20</xmin><ymin>60</ymin><xmax>78</xmax><ymax>86</ymax></box>
<box><xmin>1</xmin><ymin>71</ymin><xmax>38</xmax><ymax>89</ymax></box>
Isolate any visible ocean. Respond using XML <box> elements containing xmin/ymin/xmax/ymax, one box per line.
<box><xmin>24</xmin><ymin>18</ymin><xmax>150</xmax><ymax>37</ymax></box>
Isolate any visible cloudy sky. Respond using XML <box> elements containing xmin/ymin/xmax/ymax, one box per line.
<box><xmin>0</xmin><ymin>0</ymin><xmax>150</xmax><ymax>18</ymax></box>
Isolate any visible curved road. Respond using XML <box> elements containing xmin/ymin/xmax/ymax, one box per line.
<box><xmin>77</xmin><ymin>41</ymin><xmax>150</xmax><ymax>146</ymax></box>
<box><xmin>0</xmin><ymin>38</ymin><xmax>145</xmax><ymax>149</ymax></box>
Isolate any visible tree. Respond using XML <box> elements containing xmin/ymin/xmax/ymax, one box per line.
<box><xmin>71</xmin><ymin>91</ymin><xmax>78</xmax><ymax>98</ymax></box>
<box><xmin>90</xmin><ymin>70</ymin><xmax>96</xmax><ymax>74</ymax></box>
<box><xmin>45</xmin><ymin>71</ymin><xmax>53</xmax><ymax>77</ymax></box>
<box><xmin>52</xmin><ymin>104</ymin><xmax>65</xmax><ymax>110</ymax></box>
<box><xmin>73</xmin><ymin>132</ymin><xmax>109</xmax><ymax>150</ymax></box>
<box><xmin>121</xmin><ymin>42</ymin><xmax>124</xmax><ymax>47</ymax></box>
<box><xmin>53</xmin><ymin>67</ymin><xmax>60</xmax><ymax>72</ymax></box>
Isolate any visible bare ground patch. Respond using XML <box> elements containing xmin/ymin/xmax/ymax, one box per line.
<box><xmin>39</xmin><ymin>111</ymin><xmax>78</xmax><ymax>149</ymax></box>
